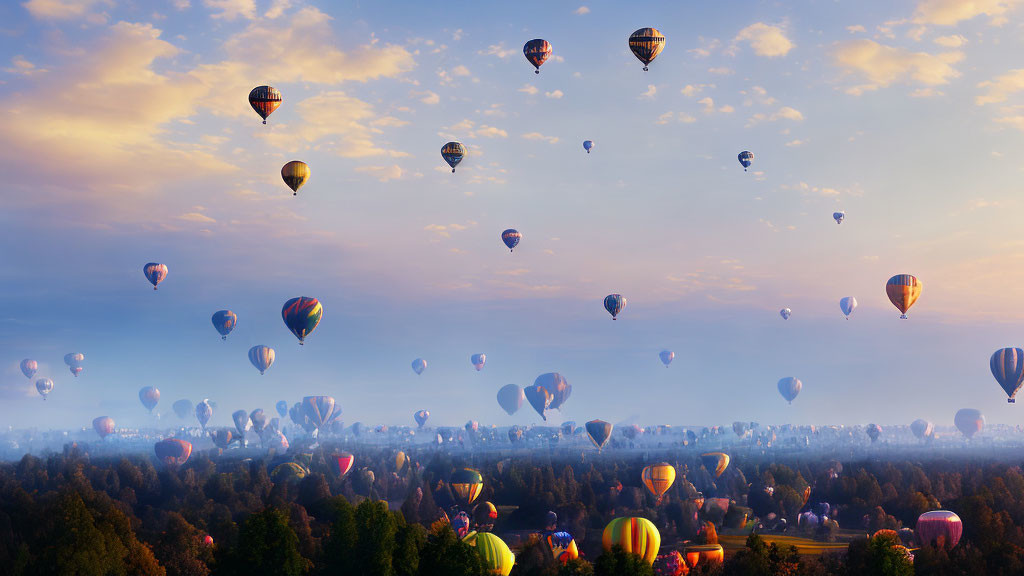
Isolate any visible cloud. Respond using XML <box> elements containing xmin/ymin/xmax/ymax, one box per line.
<box><xmin>933</xmin><ymin>34</ymin><xmax>967</xmax><ymax>47</ymax></box>
<box><xmin>23</xmin><ymin>0</ymin><xmax>110</xmax><ymax>21</ymax></box>
<box><xmin>264</xmin><ymin>0</ymin><xmax>291</xmax><ymax>18</ymax></box>
<box><xmin>575</xmin><ymin>6</ymin><xmax>590</xmax><ymax>14</ymax></box>
<box><xmin>474</xmin><ymin>125</ymin><xmax>508</xmax><ymax>138</ymax></box>
<box><xmin>518</xmin><ymin>84</ymin><xmax>539</xmax><ymax>95</ymax></box>
<box><xmin>747</xmin><ymin>106</ymin><xmax>804</xmax><ymax>124</ymax></box>
<box><xmin>994</xmin><ymin>115</ymin><xmax>1024</xmax><ymax>131</ymax></box>
<box><xmin>681</xmin><ymin>84</ymin><xmax>714</xmax><ymax>97</ymax></box>
<box><xmin>734</xmin><ymin>23</ymin><xmax>794</xmax><ymax>57</ymax></box>
<box><xmin>846</xmin><ymin>25</ymin><xmax>867</xmax><ymax>33</ymax></box>
<box><xmin>976</xmin><ymin>69</ymin><xmax>1024</xmax><ymax>105</ymax></box>
<box><xmin>203</xmin><ymin>0</ymin><xmax>256</xmax><ymax>20</ymax></box>
<box><xmin>424</xmin><ymin>221</ymin><xmax>478</xmax><ymax>238</ymax></box>
<box><xmin>545</xmin><ymin>89</ymin><xmax>564</xmax><ymax>99</ymax></box>
<box><xmin>640</xmin><ymin>84</ymin><xmax>657</xmax><ymax>99</ymax></box>
<box><xmin>708</xmin><ymin>67</ymin><xmax>734</xmax><ymax>75</ymax></box>
<box><xmin>355</xmin><ymin>164</ymin><xmax>403</xmax><ymax>182</ymax></box>
<box><xmin>785</xmin><ymin>139</ymin><xmax>805</xmax><ymax>147</ymax></box>
<box><xmin>452</xmin><ymin>64</ymin><xmax>471</xmax><ymax>76</ymax></box>
<box><xmin>834</xmin><ymin>39</ymin><xmax>962</xmax><ymax>95</ymax></box>
<box><xmin>179</xmin><ymin>211</ymin><xmax>216</xmax><ymax>223</ymax></box>
<box><xmin>412</xmin><ymin>90</ymin><xmax>440</xmax><ymax>104</ymax></box>
<box><xmin>913</xmin><ymin>0</ymin><xmax>1023</xmax><ymax>26</ymax></box>
<box><xmin>479</xmin><ymin>44</ymin><xmax>517</xmax><ymax>59</ymax></box>
<box><xmin>5</xmin><ymin>56</ymin><xmax>45</xmax><ymax>76</ymax></box>
<box><xmin>522</xmin><ymin>132</ymin><xmax>559</xmax><ymax>144</ymax></box>
<box><xmin>656</xmin><ymin>112</ymin><xmax>697</xmax><ymax>125</ymax></box>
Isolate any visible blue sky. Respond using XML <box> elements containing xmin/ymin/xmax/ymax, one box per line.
<box><xmin>2</xmin><ymin>0</ymin><xmax>1024</xmax><ymax>432</ymax></box>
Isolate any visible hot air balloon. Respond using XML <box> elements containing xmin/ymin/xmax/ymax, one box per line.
<box><xmin>990</xmin><ymin>348</ymin><xmax>1024</xmax><ymax>403</ymax></box>
<box><xmin>866</xmin><ymin>424</ymin><xmax>882</xmax><ymax>443</ymax></box>
<box><xmin>642</xmin><ymin>463</ymin><xmax>676</xmax><ymax>503</ymax></box>
<box><xmin>202</xmin><ymin>535</ymin><xmax>214</xmax><ymax>546</ymax></box>
<box><xmin>523</xmin><ymin>39</ymin><xmax>552</xmax><ymax>73</ymax></box>
<box><xmin>290</xmin><ymin>402</ymin><xmax>315</xmax><ymax>434</ymax></box>
<box><xmin>211</xmin><ymin>310</ymin><xmax>237</xmax><ymax>340</ymax></box>
<box><xmin>583</xmin><ymin>140</ymin><xmax>594</xmax><ymax>154</ymax></box>
<box><xmin>442</xmin><ymin>141</ymin><xmax>466</xmax><ymax>173</ymax></box>
<box><xmin>629</xmin><ymin>28</ymin><xmax>666</xmax><ymax>71</ymax></box>
<box><xmin>248</xmin><ymin>345</ymin><xmax>274</xmax><ymax>375</ymax></box>
<box><xmin>886</xmin><ymin>274</ymin><xmax>922</xmax><ymax>319</ymax></box>
<box><xmin>534</xmin><ymin>372</ymin><xmax>571</xmax><ymax>410</ymax></box>
<box><xmin>700</xmin><ymin>452</ymin><xmax>730</xmax><ymax>478</ymax></box>
<box><xmin>64</xmin><ymin>353</ymin><xmax>84</xmax><ymax>377</ymax></box>
<box><xmin>282</xmin><ymin>297</ymin><xmax>322</xmax><ymax>345</ymax></box>
<box><xmin>737</xmin><ymin>151</ymin><xmax>754</xmax><ymax>171</ymax></box>
<box><xmin>474</xmin><ymin>501</ymin><xmax>498</xmax><ymax>531</ymax></box>
<box><xmin>604</xmin><ymin>293</ymin><xmax>626</xmax><ymax>320</ymax></box>
<box><xmin>586</xmin><ymin>420</ymin><xmax>613</xmax><ymax>451</ymax></box>
<box><xmin>507</xmin><ymin>427</ymin><xmax>522</xmax><ymax>443</ymax></box>
<box><xmin>465</xmin><ymin>531</ymin><xmax>515</xmax><ymax>576</ymax></box>
<box><xmin>546</xmin><ymin>531</ymin><xmax>579</xmax><ymax>564</ymax></box>
<box><xmin>232</xmin><ymin>409</ymin><xmax>251</xmax><ymax>440</ymax></box>
<box><xmin>139</xmin><ymin>386</ymin><xmax>160</xmax><ymax>413</ymax></box>
<box><xmin>833</xmin><ymin>211</ymin><xmax>845</xmax><ymax>224</ymax></box>
<box><xmin>954</xmin><ymin>408</ymin><xmax>984</xmax><ymax>439</ymax></box>
<box><xmin>501</xmin><ymin>229</ymin><xmax>521</xmax><ymax>252</ymax></box>
<box><xmin>840</xmin><ymin>297</ymin><xmax>857</xmax><ymax>319</ymax></box>
<box><xmin>916</xmin><ymin>511</ymin><xmax>962</xmax><ymax>549</ymax></box>
<box><xmin>93</xmin><ymin>416</ymin><xmax>114</xmax><ymax>439</ymax></box>
<box><xmin>281</xmin><ymin>160</ymin><xmax>309</xmax><ymax>196</ymax></box>
<box><xmin>659</xmin><ymin>350</ymin><xmax>674</xmax><ymax>367</ymax></box>
<box><xmin>603</xmin><ymin>517</ymin><xmax>661</xmax><ymax>564</ymax></box>
<box><xmin>276</xmin><ymin>400</ymin><xmax>288</xmax><ymax>418</ymax></box>
<box><xmin>210</xmin><ymin>428</ymin><xmax>233</xmax><ymax>450</ymax></box>
<box><xmin>684</xmin><ymin>544</ymin><xmax>724</xmax><ymax>569</ymax></box>
<box><xmin>35</xmin><ymin>378</ymin><xmax>53</xmax><ymax>400</ymax></box>
<box><xmin>19</xmin><ymin>359</ymin><xmax>37</xmax><ymax>379</ymax></box>
<box><xmin>173</xmin><ymin>399</ymin><xmax>193</xmax><ymax>419</ymax></box>
<box><xmin>733</xmin><ymin>421</ymin><xmax>748</xmax><ymax>438</ymax></box>
<box><xmin>777</xmin><ymin>377</ymin><xmax>802</xmax><ymax>404</ymax></box>
<box><xmin>780</xmin><ymin>308</ymin><xmax>791</xmax><ymax>320</ymax></box>
<box><xmin>451</xmin><ymin>468</ymin><xmax>484</xmax><ymax>507</ymax></box>
<box><xmin>412</xmin><ymin>358</ymin><xmax>427</xmax><ymax>375</ymax></box>
<box><xmin>143</xmin><ymin>263</ymin><xmax>167</xmax><ymax>290</ymax></box>
<box><xmin>395</xmin><ymin>450</ymin><xmax>408</xmax><ymax>473</ymax></box>
<box><xmin>248</xmin><ymin>85</ymin><xmax>281</xmax><ymax>124</ymax></box>
<box><xmin>497</xmin><ymin>384</ymin><xmax>524</xmax><ymax>415</ymax></box>
<box><xmin>524</xmin><ymin>384</ymin><xmax>553</xmax><ymax>420</ymax></box>
<box><xmin>471</xmin><ymin>353</ymin><xmax>487</xmax><ymax>371</ymax></box>
<box><xmin>302</xmin><ymin>396</ymin><xmax>338</xmax><ymax>433</ymax></box>
<box><xmin>911</xmin><ymin>419</ymin><xmax>934</xmax><ymax>440</ymax></box>
<box><xmin>195</xmin><ymin>400</ymin><xmax>213</xmax><ymax>430</ymax></box>
<box><xmin>334</xmin><ymin>452</ymin><xmax>355</xmax><ymax>477</ymax></box>
<box><xmin>154</xmin><ymin>438</ymin><xmax>192</xmax><ymax>466</ymax></box>
<box><xmin>250</xmin><ymin>409</ymin><xmax>267</xmax><ymax>435</ymax></box>
<box><xmin>414</xmin><ymin>409</ymin><xmax>430</xmax><ymax>428</ymax></box>
<box><xmin>653</xmin><ymin>551</ymin><xmax>687</xmax><ymax>576</ymax></box>
<box><xmin>272</xmin><ymin>462</ymin><xmax>309</xmax><ymax>484</ymax></box>
<box><xmin>266</xmin><ymin>430</ymin><xmax>289</xmax><ymax>452</ymax></box>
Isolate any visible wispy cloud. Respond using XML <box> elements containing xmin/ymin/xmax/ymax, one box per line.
<box><xmin>733</xmin><ymin>23</ymin><xmax>794</xmax><ymax>57</ymax></box>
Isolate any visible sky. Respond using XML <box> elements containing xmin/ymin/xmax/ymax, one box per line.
<box><xmin>2</xmin><ymin>0</ymin><xmax>1024</xmax><ymax>432</ymax></box>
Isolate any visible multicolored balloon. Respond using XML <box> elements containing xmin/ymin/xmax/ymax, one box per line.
<box><xmin>523</xmin><ymin>39</ymin><xmax>552</xmax><ymax>73</ymax></box>
<box><xmin>143</xmin><ymin>263</ymin><xmax>168</xmax><ymax>290</ymax></box>
<box><xmin>35</xmin><ymin>378</ymin><xmax>53</xmax><ymax>400</ymax></box>
<box><xmin>546</xmin><ymin>531</ymin><xmax>579</xmax><ymax>564</ymax></box>
<box><xmin>464</xmin><ymin>531</ymin><xmax>515</xmax><ymax>576</ymax></box>
<box><xmin>154</xmin><ymin>438</ymin><xmax>192</xmax><ymax>466</ymax></box>
<box><xmin>604</xmin><ymin>294</ymin><xmax>626</xmax><ymax>320</ymax></box>
<box><xmin>248</xmin><ymin>345</ymin><xmax>275</xmax><ymax>375</ymax></box>
<box><xmin>249</xmin><ymin>409</ymin><xmax>267</xmax><ymax>434</ymax></box>
<box><xmin>911</xmin><ymin>419</ymin><xmax>934</xmax><ymax>440</ymax></box>
<box><xmin>334</xmin><ymin>452</ymin><xmax>355</xmax><ymax>477</ymax></box>
<box><xmin>139</xmin><ymin>386</ymin><xmax>160</xmax><ymax>412</ymax></box>
<box><xmin>248</xmin><ymin>85</ymin><xmax>281</xmax><ymax>124</ymax></box>
<box><xmin>954</xmin><ymin>408</ymin><xmax>984</xmax><ymax>439</ymax></box>
<box><xmin>659</xmin><ymin>350</ymin><xmax>674</xmax><ymax>367</ymax></box>
<box><xmin>737</xmin><ymin>150</ymin><xmax>754</xmax><ymax>171</ymax></box>
<box><xmin>93</xmin><ymin>416</ymin><xmax>114</xmax><ymax>439</ymax></box>
<box><xmin>281</xmin><ymin>160</ymin><xmax>309</xmax><ymax>196</ymax></box>
<box><xmin>451</xmin><ymin>467</ymin><xmax>484</xmax><ymax>507</ymax></box>
<box><xmin>886</xmin><ymin>274</ymin><xmax>922</xmax><ymax>319</ymax></box>
<box><xmin>282</xmin><ymin>297</ymin><xmax>322</xmax><ymax>345</ymax></box>
<box><xmin>629</xmin><ymin>28</ymin><xmax>666</xmax><ymax>71</ymax></box>
<box><xmin>501</xmin><ymin>229</ymin><xmax>521</xmax><ymax>252</ymax></box>
<box><xmin>497</xmin><ymin>384</ymin><xmax>524</xmax><ymax>415</ymax></box>
<box><xmin>534</xmin><ymin>373</ymin><xmax>571</xmax><ymax>410</ymax></box>
<box><xmin>840</xmin><ymin>296</ymin><xmax>857</xmax><ymax>319</ymax></box>
<box><xmin>700</xmin><ymin>452</ymin><xmax>730</xmax><ymax>478</ymax></box>
<box><xmin>470</xmin><ymin>353</ymin><xmax>486</xmax><ymax>371</ymax></box>
<box><xmin>211</xmin><ymin>310</ymin><xmax>237</xmax><ymax>340</ymax></box>
<box><xmin>990</xmin><ymin>348</ymin><xmax>1024</xmax><ymax>403</ymax></box>
<box><xmin>232</xmin><ymin>409</ymin><xmax>251</xmax><ymax>438</ymax></box>
<box><xmin>19</xmin><ymin>359</ymin><xmax>37</xmax><ymax>379</ymax></box>
<box><xmin>586</xmin><ymin>419</ymin><xmax>613</xmax><ymax>451</ymax></box>
<box><xmin>412</xmin><ymin>358</ymin><xmax>427</xmax><ymax>375</ymax></box>
<box><xmin>780</xmin><ymin>308</ymin><xmax>791</xmax><ymax>320</ymax></box>
<box><xmin>442</xmin><ymin>141</ymin><xmax>466</xmax><ymax>173</ymax></box>
<box><xmin>777</xmin><ymin>377</ymin><xmax>802</xmax><ymax>404</ymax></box>
<box><xmin>603</xmin><ymin>517</ymin><xmax>661</xmax><ymax>564</ymax></box>
<box><xmin>302</xmin><ymin>396</ymin><xmax>338</xmax><ymax>431</ymax></box>
<box><xmin>64</xmin><ymin>353</ymin><xmax>84</xmax><ymax>377</ymax></box>
<box><xmin>210</xmin><ymin>428</ymin><xmax>233</xmax><ymax>450</ymax></box>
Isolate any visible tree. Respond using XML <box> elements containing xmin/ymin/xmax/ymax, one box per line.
<box><xmin>150</xmin><ymin>512</ymin><xmax>210</xmax><ymax>576</ymax></box>
<box><xmin>593</xmin><ymin>546</ymin><xmax>654</xmax><ymax>576</ymax></box>
<box><xmin>417</xmin><ymin>523</ymin><xmax>484</xmax><ymax>576</ymax></box>
<box><xmin>230</xmin><ymin>508</ymin><xmax>308</xmax><ymax>576</ymax></box>
<box><xmin>393</xmin><ymin>522</ymin><xmax>425</xmax><ymax>576</ymax></box>
<box><xmin>353</xmin><ymin>500</ymin><xmax>397</xmax><ymax>576</ymax></box>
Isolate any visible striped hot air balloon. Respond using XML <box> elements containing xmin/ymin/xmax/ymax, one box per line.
<box><xmin>916</xmin><ymin>510</ymin><xmax>962</xmax><ymax>549</ymax></box>
<box><xmin>248</xmin><ymin>85</ymin><xmax>281</xmax><ymax>124</ymax></box>
<box><xmin>603</xmin><ymin>517</ymin><xmax>661</xmax><ymax>565</ymax></box>
<box><xmin>886</xmin><ymin>274</ymin><xmax>922</xmax><ymax>319</ymax></box>
<box><xmin>464</xmin><ymin>531</ymin><xmax>515</xmax><ymax>575</ymax></box>
<box><xmin>642</xmin><ymin>463</ymin><xmax>676</xmax><ymax>503</ymax></box>
<box><xmin>211</xmin><ymin>310</ymin><xmax>237</xmax><ymax>340</ymax></box>
<box><xmin>143</xmin><ymin>263</ymin><xmax>168</xmax><ymax>290</ymax></box>
<box><xmin>604</xmin><ymin>294</ymin><xmax>626</xmax><ymax>320</ymax></box>
<box><xmin>523</xmin><ymin>39</ymin><xmax>552</xmax><ymax>73</ymax></box>
<box><xmin>248</xmin><ymin>345</ymin><xmax>275</xmax><ymax>375</ymax></box>
<box><xmin>282</xmin><ymin>297</ymin><xmax>322</xmax><ymax>345</ymax></box>
<box><xmin>281</xmin><ymin>161</ymin><xmax>309</xmax><ymax>196</ymax></box>
<box><xmin>990</xmin><ymin>348</ymin><xmax>1024</xmax><ymax>403</ymax></box>
<box><xmin>451</xmin><ymin>468</ymin><xmax>484</xmax><ymax>507</ymax></box>
<box><xmin>629</xmin><ymin>28</ymin><xmax>666</xmax><ymax>71</ymax></box>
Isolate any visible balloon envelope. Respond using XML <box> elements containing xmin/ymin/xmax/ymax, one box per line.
<box><xmin>954</xmin><ymin>408</ymin><xmax>984</xmax><ymax>438</ymax></box>
<box><xmin>143</xmin><ymin>263</ymin><xmax>167</xmax><ymax>289</ymax></box>
<box><xmin>501</xmin><ymin>229</ymin><xmax>521</xmax><ymax>251</ymax></box>
<box><xmin>866</xmin><ymin>424</ymin><xmax>882</xmax><ymax>442</ymax></box>
<box><xmin>629</xmin><ymin>28</ymin><xmax>666</xmax><ymax>70</ymax></box>
<box><xmin>211</xmin><ymin>310</ymin><xmax>237</xmax><ymax>340</ymax></box>
<box><xmin>524</xmin><ymin>384</ymin><xmax>552</xmax><ymax>420</ymax></box>
<box><xmin>248</xmin><ymin>85</ymin><xmax>281</xmax><ymax>123</ymax></box>
<box><xmin>232</xmin><ymin>410</ymin><xmax>251</xmax><ymax>437</ymax></box>
<box><xmin>465</xmin><ymin>531</ymin><xmax>515</xmax><ymax>576</ymax></box>
<box><xmin>990</xmin><ymin>348</ymin><xmax>1024</xmax><ymax>402</ymax></box>
<box><xmin>172</xmin><ymin>399</ymin><xmax>193</xmax><ymax>419</ymax></box>
<box><xmin>916</xmin><ymin>511</ymin><xmax>962</xmax><ymax>549</ymax></box>
<box><xmin>523</xmin><ymin>38</ymin><xmax>551</xmax><ymax>72</ymax></box>
<box><xmin>412</xmin><ymin>358</ymin><xmax>427</xmax><ymax>375</ymax></box>
<box><xmin>139</xmin><ymin>386</ymin><xmax>160</xmax><ymax>412</ymax></box>
<box><xmin>659</xmin><ymin>350</ymin><xmax>674</xmax><ymax>367</ymax></box>
<box><xmin>195</xmin><ymin>400</ymin><xmax>213</xmax><ymax>429</ymax></box>
<box><xmin>93</xmin><ymin>416</ymin><xmax>114</xmax><ymax>438</ymax></box>
<box><xmin>451</xmin><ymin>468</ymin><xmax>484</xmax><ymax>507</ymax></box>
<box><xmin>583</xmin><ymin>140</ymin><xmax>594</xmax><ymax>153</ymax></box>
<box><xmin>603</xmin><ymin>517</ymin><xmax>661</xmax><ymax>564</ymax></box>
<box><xmin>642</xmin><ymin>463</ymin><xmax>676</xmax><ymax>500</ymax></box>
<box><xmin>534</xmin><ymin>372</ymin><xmax>571</xmax><ymax>410</ymax></box>
<box><xmin>19</xmin><ymin>359</ymin><xmax>37</xmax><ymax>379</ymax></box>
<box><xmin>911</xmin><ymin>419</ymin><xmax>934</xmax><ymax>440</ymax></box>
<box><xmin>282</xmin><ymin>297</ymin><xmax>322</xmax><ymax>344</ymax></box>
<box><xmin>833</xmin><ymin>211</ymin><xmax>845</xmax><ymax>224</ymax></box>
<box><xmin>700</xmin><ymin>452</ymin><xmax>730</xmax><ymax>478</ymax></box>
<box><xmin>586</xmin><ymin>420</ymin><xmax>613</xmax><ymax>450</ymax></box>
<box><xmin>154</xmin><ymin>438</ymin><xmax>192</xmax><ymax>466</ymax></box>
<box><xmin>777</xmin><ymin>377</ymin><xmax>802</xmax><ymax>404</ymax></box>
<box><xmin>840</xmin><ymin>297</ymin><xmax>858</xmax><ymax>318</ymax></box>
<box><xmin>496</xmin><ymin>384</ymin><xmax>524</xmax><ymax>415</ymax></box>
<box><xmin>471</xmin><ymin>353</ymin><xmax>486</xmax><ymax>371</ymax></box>
<box><xmin>604</xmin><ymin>294</ymin><xmax>626</xmax><ymax>319</ymax></box>
<box><xmin>414</xmin><ymin>409</ymin><xmax>430</xmax><ymax>428</ymax></box>
<box><xmin>886</xmin><ymin>274</ymin><xmax>922</xmax><ymax>319</ymax></box>
<box><xmin>35</xmin><ymin>378</ymin><xmax>53</xmax><ymax>399</ymax></box>
<box><xmin>780</xmin><ymin>308</ymin><xmax>791</xmax><ymax>320</ymax></box>
<box><xmin>281</xmin><ymin>160</ymin><xmax>309</xmax><ymax>195</ymax></box>
<box><xmin>276</xmin><ymin>400</ymin><xmax>288</xmax><ymax>418</ymax></box>
<box><xmin>441</xmin><ymin>141</ymin><xmax>466</xmax><ymax>172</ymax></box>
<box><xmin>302</xmin><ymin>396</ymin><xmax>337</xmax><ymax>429</ymax></box>
<box><xmin>737</xmin><ymin>150</ymin><xmax>754</xmax><ymax>170</ymax></box>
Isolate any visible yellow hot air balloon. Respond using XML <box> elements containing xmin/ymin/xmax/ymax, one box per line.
<box><xmin>464</xmin><ymin>531</ymin><xmax>515</xmax><ymax>575</ymax></box>
<box><xmin>602</xmin><ymin>517</ymin><xmax>661</xmax><ymax>565</ymax></box>
<box><xmin>281</xmin><ymin>160</ymin><xmax>310</xmax><ymax>196</ymax></box>
<box><xmin>395</xmin><ymin>450</ymin><xmax>407</xmax><ymax>473</ymax></box>
<box><xmin>700</xmin><ymin>452</ymin><xmax>730</xmax><ymax>478</ymax></box>
<box><xmin>451</xmin><ymin>468</ymin><xmax>484</xmax><ymax>507</ymax></box>
<box><xmin>642</xmin><ymin>462</ymin><xmax>676</xmax><ymax>503</ymax></box>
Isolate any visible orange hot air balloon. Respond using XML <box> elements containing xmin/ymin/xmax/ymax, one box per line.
<box><xmin>642</xmin><ymin>463</ymin><xmax>676</xmax><ymax>503</ymax></box>
<box><xmin>684</xmin><ymin>544</ymin><xmax>723</xmax><ymax>569</ymax></box>
<box><xmin>249</xmin><ymin>85</ymin><xmax>281</xmax><ymax>124</ymax></box>
<box><xmin>885</xmin><ymin>274</ymin><xmax>922</xmax><ymax>319</ymax></box>
<box><xmin>154</xmin><ymin>438</ymin><xmax>193</xmax><ymax>467</ymax></box>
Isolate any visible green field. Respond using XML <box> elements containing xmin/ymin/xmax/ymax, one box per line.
<box><xmin>719</xmin><ymin>533</ymin><xmax>851</xmax><ymax>556</ymax></box>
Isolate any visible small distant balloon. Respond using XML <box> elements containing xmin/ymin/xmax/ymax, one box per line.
<box><xmin>441</xmin><ymin>141</ymin><xmax>466</xmax><ymax>173</ymax></box>
<box><xmin>659</xmin><ymin>350</ymin><xmax>674</xmax><ymax>367</ymax></box>
<box><xmin>211</xmin><ymin>310</ymin><xmax>237</xmax><ymax>340</ymax></box>
<box><xmin>412</xmin><ymin>358</ymin><xmax>427</xmax><ymax>375</ymax></box>
<box><xmin>471</xmin><ymin>353</ymin><xmax>486</xmax><ymax>371</ymax></box>
<box><xmin>777</xmin><ymin>377</ymin><xmax>802</xmax><ymax>404</ymax></box>
<box><xmin>248</xmin><ymin>85</ymin><xmax>281</xmax><ymax>124</ymax></box>
<box><xmin>497</xmin><ymin>384</ymin><xmax>525</xmax><ymax>415</ymax></box>
<box><xmin>281</xmin><ymin>160</ymin><xmax>310</xmax><ymax>196</ymax></box>
<box><xmin>866</xmin><ymin>424</ymin><xmax>881</xmax><ymax>443</ymax></box>
<box><xmin>523</xmin><ymin>39</ymin><xmax>552</xmax><ymax>73</ymax></box>
<box><xmin>173</xmin><ymin>399</ymin><xmax>193</xmax><ymax>419</ymax></box>
<box><xmin>276</xmin><ymin>400</ymin><xmax>288</xmax><ymax>418</ymax></box>
<box><xmin>833</xmin><ymin>211</ymin><xmax>845</xmax><ymax>224</ymax></box>
<box><xmin>139</xmin><ymin>386</ymin><xmax>160</xmax><ymax>413</ymax></box>
<box><xmin>737</xmin><ymin>151</ymin><xmax>754</xmax><ymax>171</ymax></box>
<box><xmin>840</xmin><ymin>297</ymin><xmax>857</xmax><ymax>319</ymax></box>
<box><xmin>35</xmin><ymin>378</ymin><xmax>53</xmax><ymax>400</ymax></box>
<box><xmin>93</xmin><ymin>416</ymin><xmax>115</xmax><ymax>439</ymax></box>
<box><xmin>780</xmin><ymin>308</ymin><xmax>792</xmax><ymax>320</ymax></box>
<box><xmin>414</xmin><ymin>410</ymin><xmax>429</xmax><ymax>428</ymax></box>
<box><xmin>501</xmin><ymin>229</ymin><xmax>521</xmax><ymax>252</ymax></box>
<box><xmin>143</xmin><ymin>263</ymin><xmax>168</xmax><ymax>290</ymax></box>
<box><xmin>248</xmin><ymin>345</ymin><xmax>275</xmax><ymax>375</ymax></box>
<box><xmin>63</xmin><ymin>353</ymin><xmax>84</xmax><ymax>377</ymax></box>
<box><xmin>195</xmin><ymin>400</ymin><xmax>213</xmax><ymax>430</ymax></box>
<box><xmin>282</xmin><ymin>297</ymin><xmax>322</xmax><ymax>345</ymax></box>
<box><xmin>583</xmin><ymin>140</ymin><xmax>594</xmax><ymax>153</ymax></box>
<box><xmin>954</xmin><ymin>408</ymin><xmax>984</xmax><ymax>439</ymax></box>
<box><xmin>991</xmin><ymin>348</ymin><xmax>1024</xmax><ymax>403</ymax></box>
<box><xmin>19</xmin><ymin>359</ymin><xmax>37</xmax><ymax>379</ymax></box>
<box><xmin>604</xmin><ymin>294</ymin><xmax>626</xmax><ymax>320</ymax></box>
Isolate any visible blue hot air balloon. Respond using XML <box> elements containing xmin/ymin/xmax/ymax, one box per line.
<box><xmin>737</xmin><ymin>151</ymin><xmax>754</xmax><ymax>171</ymax></box>
<box><xmin>833</xmin><ymin>211</ymin><xmax>845</xmax><ymax>225</ymax></box>
<box><xmin>604</xmin><ymin>294</ymin><xmax>626</xmax><ymax>320</ymax></box>
<box><xmin>276</xmin><ymin>400</ymin><xmax>288</xmax><ymax>418</ymax></box>
<box><xmin>501</xmin><ymin>229</ymin><xmax>521</xmax><ymax>252</ymax></box>
<box><xmin>442</xmin><ymin>142</ymin><xmax>466</xmax><ymax>173</ymax></box>
<box><xmin>211</xmin><ymin>310</ymin><xmax>237</xmax><ymax>340</ymax></box>
<box><xmin>840</xmin><ymin>297</ymin><xmax>857</xmax><ymax>319</ymax></box>
<box><xmin>659</xmin><ymin>350</ymin><xmax>674</xmax><ymax>367</ymax></box>
<box><xmin>780</xmin><ymin>308</ymin><xmax>792</xmax><ymax>320</ymax></box>
<box><xmin>777</xmin><ymin>377</ymin><xmax>802</xmax><ymax>404</ymax></box>
<box><xmin>991</xmin><ymin>348</ymin><xmax>1024</xmax><ymax>403</ymax></box>
<box><xmin>248</xmin><ymin>345</ymin><xmax>275</xmax><ymax>375</ymax></box>
<box><xmin>471</xmin><ymin>353</ymin><xmax>487</xmax><ymax>371</ymax></box>
<box><xmin>583</xmin><ymin>140</ymin><xmax>594</xmax><ymax>154</ymax></box>
<box><xmin>412</xmin><ymin>358</ymin><xmax>427</xmax><ymax>375</ymax></box>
